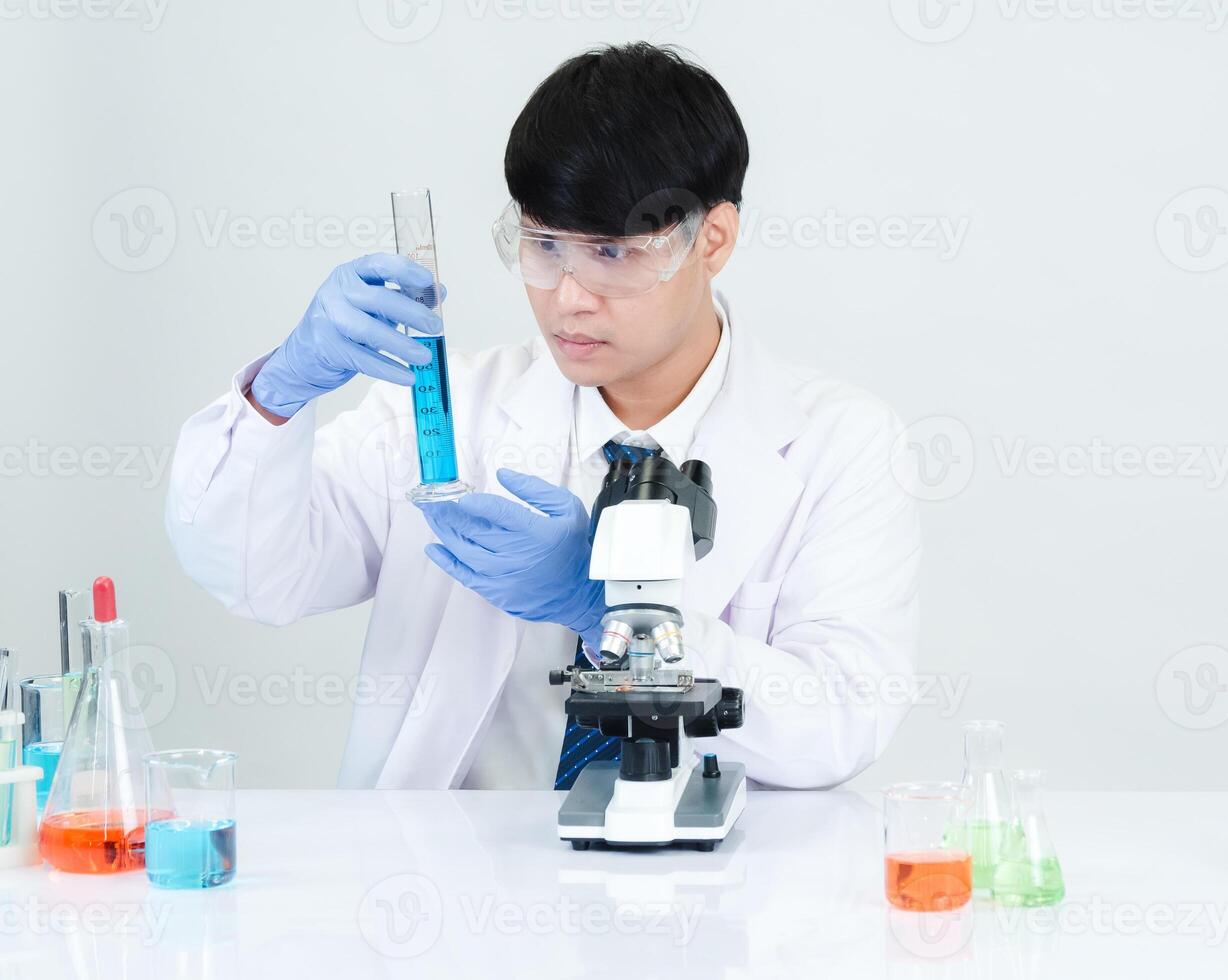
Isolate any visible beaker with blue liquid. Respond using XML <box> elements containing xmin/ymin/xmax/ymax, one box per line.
<box><xmin>20</xmin><ymin>674</ymin><xmax>79</xmax><ymax>810</ymax></box>
<box><xmin>144</xmin><ymin>749</ymin><xmax>237</xmax><ymax>889</ymax></box>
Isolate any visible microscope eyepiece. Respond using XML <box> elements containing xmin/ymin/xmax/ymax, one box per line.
<box><xmin>680</xmin><ymin>459</ymin><xmax>713</xmax><ymax>494</ymax></box>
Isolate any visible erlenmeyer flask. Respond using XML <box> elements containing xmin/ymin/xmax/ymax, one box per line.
<box><xmin>960</xmin><ymin>720</ymin><xmax>1015</xmax><ymax>891</ymax></box>
<box><xmin>991</xmin><ymin>769</ymin><xmax>1065</xmax><ymax>906</ymax></box>
<box><xmin>39</xmin><ymin>577</ymin><xmax>165</xmax><ymax>873</ymax></box>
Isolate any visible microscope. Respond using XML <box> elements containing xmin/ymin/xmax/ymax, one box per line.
<box><xmin>550</xmin><ymin>453</ymin><xmax>746</xmax><ymax>850</ymax></box>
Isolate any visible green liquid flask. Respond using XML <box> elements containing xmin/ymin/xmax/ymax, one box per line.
<box><xmin>961</xmin><ymin>720</ymin><xmax>1014</xmax><ymax>891</ymax></box>
<box><xmin>992</xmin><ymin>769</ymin><xmax>1065</xmax><ymax>906</ymax></box>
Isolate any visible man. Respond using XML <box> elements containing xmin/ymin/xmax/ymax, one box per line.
<box><xmin>166</xmin><ymin>42</ymin><xmax>921</xmax><ymax>791</ymax></box>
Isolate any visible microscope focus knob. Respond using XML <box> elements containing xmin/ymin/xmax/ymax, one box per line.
<box><xmin>716</xmin><ymin>687</ymin><xmax>745</xmax><ymax>730</ymax></box>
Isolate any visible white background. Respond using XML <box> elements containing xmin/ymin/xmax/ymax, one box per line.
<box><xmin>1</xmin><ymin>0</ymin><xmax>1225</xmax><ymax>790</ymax></box>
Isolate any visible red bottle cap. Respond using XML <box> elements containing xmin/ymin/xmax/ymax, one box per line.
<box><xmin>93</xmin><ymin>576</ymin><xmax>117</xmax><ymax>623</ymax></box>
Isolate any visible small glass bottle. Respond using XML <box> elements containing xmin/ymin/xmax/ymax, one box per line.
<box><xmin>960</xmin><ymin>720</ymin><xmax>1014</xmax><ymax>892</ymax></box>
<box><xmin>991</xmin><ymin>769</ymin><xmax>1065</xmax><ymax>906</ymax></box>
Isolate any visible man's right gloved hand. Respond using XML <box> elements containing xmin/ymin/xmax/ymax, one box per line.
<box><xmin>250</xmin><ymin>253</ymin><xmax>445</xmax><ymax>419</ymax></box>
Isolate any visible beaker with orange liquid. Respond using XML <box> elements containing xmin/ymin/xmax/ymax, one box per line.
<box><xmin>883</xmin><ymin>782</ymin><xmax>973</xmax><ymax>912</ymax></box>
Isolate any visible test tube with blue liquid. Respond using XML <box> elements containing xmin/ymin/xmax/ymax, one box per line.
<box><xmin>0</xmin><ymin>650</ymin><xmax>15</xmax><ymax>844</ymax></box>
<box><xmin>390</xmin><ymin>189</ymin><xmax>471</xmax><ymax>503</ymax></box>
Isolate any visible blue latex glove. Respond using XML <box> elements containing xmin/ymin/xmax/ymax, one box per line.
<box><xmin>251</xmin><ymin>253</ymin><xmax>446</xmax><ymax>418</ymax></box>
<box><xmin>415</xmin><ymin>468</ymin><xmax>606</xmax><ymax>651</ymax></box>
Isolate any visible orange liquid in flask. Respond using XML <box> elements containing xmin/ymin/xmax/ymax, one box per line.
<box><xmin>39</xmin><ymin>810</ymin><xmax>168</xmax><ymax>874</ymax></box>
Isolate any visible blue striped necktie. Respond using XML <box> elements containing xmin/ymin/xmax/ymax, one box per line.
<box><xmin>554</xmin><ymin>439</ymin><xmax>662</xmax><ymax>790</ymax></box>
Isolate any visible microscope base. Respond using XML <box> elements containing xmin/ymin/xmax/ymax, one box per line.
<box><xmin>558</xmin><ymin>759</ymin><xmax>746</xmax><ymax>851</ymax></box>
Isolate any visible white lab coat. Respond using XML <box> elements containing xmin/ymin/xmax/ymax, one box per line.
<box><xmin>165</xmin><ymin>292</ymin><xmax>921</xmax><ymax>790</ymax></box>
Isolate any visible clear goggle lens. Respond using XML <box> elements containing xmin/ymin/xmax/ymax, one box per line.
<box><xmin>492</xmin><ymin>202</ymin><xmax>704</xmax><ymax>298</ymax></box>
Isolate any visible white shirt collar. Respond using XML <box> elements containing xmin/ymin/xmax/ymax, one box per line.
<box><xmin>573</xmin><ymin>293</ymin><xmax>731</xmax><ymax>467</ymax></box>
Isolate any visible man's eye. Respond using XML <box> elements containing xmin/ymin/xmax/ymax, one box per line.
<box><xmin>596</xmin><ymin>244</ymin><xmax>627</xmax><ymax>261</ymax></box>
<box><xmin>534</xmin><ymin>239</ymin><xmax>560</xmax><ymax>255</ymax></box>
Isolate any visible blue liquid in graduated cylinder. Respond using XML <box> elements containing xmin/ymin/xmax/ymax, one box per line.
<box><xmin>146</xmin><ymin>818</ymin><xmax>236</xmax><ymax>889</ymax></box>
<box><xmin>23</xmin><ymin>741</ymin><xmax>61</xmax><ymax>809</ymax></box>
<box><xmin>411</xmin><ymin>334</ymin><xmax>460</xmax><ymax>484</ymax></box>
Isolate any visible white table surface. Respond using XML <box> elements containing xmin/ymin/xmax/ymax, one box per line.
<box><xmin>3</xmin><ymin>790</ymin><xmax>1225</xmax><ymax>979</ymax></box>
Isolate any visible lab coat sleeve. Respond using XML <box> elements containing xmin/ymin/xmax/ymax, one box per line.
<box><xmin>165</xmin><ymin>354</ymin><xmax>405</xmax><ymax>625</ymax></box>
<box><xmin>684</xmin><ymin>404</ymin><xmax>921</xmax><ymax>790</ymax></box>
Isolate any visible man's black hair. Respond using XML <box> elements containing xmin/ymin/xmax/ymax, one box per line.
<box><xmin>504</xmin><ymin>42</ymin><xmax>749</xmax><ymax>237</ymax></box>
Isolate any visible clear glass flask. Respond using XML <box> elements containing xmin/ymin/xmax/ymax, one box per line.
<box><xmin>39</xmin><ymin>578</ymin><xmax>165</xmax><ymax>873</ymax></box>
<box><xmin>145</xmin><ymin>749</ymin><xmax>237</xmax><ymax>889</ymax></box>
<box><xmin>390</xmin><ymin>188</ymin><xmax>471</xmax><ymax>503</ymax></box>
<box><xmin>960</xmin><ymin>720</ymin><xmax>1016</xmax><ymax>891</ymax></box>
<box><xmin>991</xmin><ymin>769</ymin><xmax>1065</xmax><ymax>906</ymax></box>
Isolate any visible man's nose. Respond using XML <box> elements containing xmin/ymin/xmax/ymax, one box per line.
<box><xmin>553</xmin><ymin>269</ymin><xmax>602</xmax><ymax>312</ymax></box>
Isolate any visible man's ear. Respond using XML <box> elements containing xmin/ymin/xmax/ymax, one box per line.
<box><xmin>699</xmin><ymin>201</ymin><xmax>740</xmax><ymax>278</ymax></box>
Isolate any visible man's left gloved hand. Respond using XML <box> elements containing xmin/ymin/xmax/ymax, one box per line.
<box><xmin>415</xmin><ymin>468</ymin><xmax>605</xmax><ymax>651</ymax></box>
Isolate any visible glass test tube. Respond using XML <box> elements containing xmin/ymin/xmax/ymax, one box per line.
<box><xmin>390</xmin><ymin>189</ymin><xmax>471</xmax><ymax>503</ymax></box>
<box><xmin>0</xmin><ymin>651</ymin><xmax>15</xmax><ymax>845</ymax></box>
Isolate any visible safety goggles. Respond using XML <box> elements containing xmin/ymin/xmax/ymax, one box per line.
<box><xmin>491</xmin><ymin>200</ymin><xmax>706</xmax><ymax>298</ymax></box>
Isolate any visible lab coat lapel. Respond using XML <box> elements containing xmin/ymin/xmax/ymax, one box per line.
<box><xmin>684</xmin><ymin>302</ymin><xmax>808</xmax><ymax>618</ymax></box>
<box><xmin>480</xmin><ymin>337</ymin><xmax>575</xmax><ymax>494</ymax></box>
